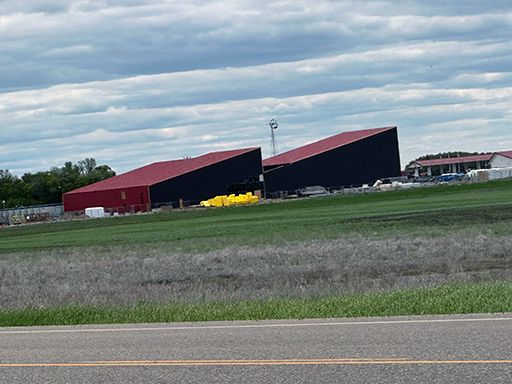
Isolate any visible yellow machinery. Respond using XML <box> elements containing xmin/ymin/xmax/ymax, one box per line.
<box><xmin>200</xmin><ymin>192</ymin><xmax>259</xmax><ymax>207</ymax></box>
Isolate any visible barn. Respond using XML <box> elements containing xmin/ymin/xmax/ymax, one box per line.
<box><xmin>63</xmin><ymin>147</ymin><xmax>263</xmax><ymax>212</ymax></box>
<box><xmin>263</xmin><ymin>126</ymin><xmax>401</xmax><ymax>194</ymax></box>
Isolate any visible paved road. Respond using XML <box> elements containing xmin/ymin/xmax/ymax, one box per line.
<box><xmin>1</xmin><ymin>314</ymin><xmax>511</xmax><ymax>383</ymax></box>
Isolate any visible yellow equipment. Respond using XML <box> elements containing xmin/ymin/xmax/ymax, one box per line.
<box><xmin>200</xmin><ymin>192</ymin><xmax>259</xmax><ymax>207</ymax></box>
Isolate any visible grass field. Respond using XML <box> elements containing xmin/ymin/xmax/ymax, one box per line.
<box><xmin>1</xmin><ymin>180</ymin><xmax>512</xmax><ymax>326</ymax></box>
<box><xmin>2</xmin><ymin>179</ymin><xmax>512</xmax><ymax>253</ymax></box>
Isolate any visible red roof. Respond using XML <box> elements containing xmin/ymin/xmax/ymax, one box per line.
<box><xmin>414</xmin><ymin>154</ymin><xmax>492</xmax><ymax>167</ymax></box>
<box><xmin>263</xmin><ymin>127</ymin><xmax>396</xmax><ymax>167</ymax></box>
<box><xmin>495</xmin><ymin>151</ymin><xmax>512</xmax><ymax>159</ymax></box>
<box><xmin>66</xmin><ymin>148</ymin><xmax>259</xmax><ymax>194</ymax></box>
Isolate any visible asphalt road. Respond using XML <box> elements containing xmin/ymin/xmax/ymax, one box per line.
<box><xmin>1</xmin><ymin>314</ymin><xmax>511</xmax><ymax>383</ymax></box>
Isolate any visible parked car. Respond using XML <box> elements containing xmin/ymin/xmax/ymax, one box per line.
<box><xmin>296</xmin><ymin>185</ymin><xmax>329</xmax><ymax>197</ymax></box>
<box><xmin>436</xmin><ymin>173</ymin><xmax>465</xmax><ymax>182</ymax></box>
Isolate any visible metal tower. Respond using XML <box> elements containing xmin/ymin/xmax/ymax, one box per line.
<box><xmin>269</xmin><ymin>119</ymin><xmax>278</xmax><ymax>156</ymax></box>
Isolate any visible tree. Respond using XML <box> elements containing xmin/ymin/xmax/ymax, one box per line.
<box><xmin>58</xmin><ymin>162</ymin><xmax>82</xmax><ymax>193</ymax></box>
<box><xmin>22</xmin><ymin>171</ymin><xmax>52</xmax><ymax>204</ymax></box>
<box><xmin>11</xmin><ymin>159</ymin><xmax>117</xmax><ymax>206</ymax></box>
<box><xmin>78</xmin><ymin>158</ymin><xmax>97</xmax><ymax>175</ymax></box>
<box><xmin>0</xmin><ymin>170</ymin><xmax>33</xmax><ymax>208</ymax></box>
<box><xmin>86</xmin><ymin>165</ymin><xmax>116</xmax><ymax>184</ymax></box>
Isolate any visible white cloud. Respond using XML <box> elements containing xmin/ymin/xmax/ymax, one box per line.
<box><xmin>43</xmin><ymin>44</ymin><xmax>94</xmax><ymax>57</ymax></box>
<box><xmin>0</xmin><ymin>0</ymin><xmax>511</xmax><ymax>175</ymax></box>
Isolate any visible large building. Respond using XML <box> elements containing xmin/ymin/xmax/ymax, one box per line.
<box><xmin>263</xmin><ymin>126</ymin><xmax>401</xmax><ymax>194</ymax></box>
<box><xmin>409</xmin><ymin>154</ymin><xmax>493</xmax><ymax>177</ymax></box>
<box><xmin>409</xmin><ymin>150</ymin><xmax>512</xmax><ymax>177</ymax></box>
<box><xmin>63</xmin><ymin>148</ymin><xmax>263</xmax><ymax>212</ymax></box>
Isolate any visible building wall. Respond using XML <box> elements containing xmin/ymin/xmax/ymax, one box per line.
<box><xmin>63</xmin><ymin>186</ymin><xmax>149</xmax><ymax>212</ymax></box>
<box><xmin>490</xmin><ymin>154</ymin><xmax>512</xmax><ymax>169</ymax></box>
<box><xmin>264</xmin><ymin>128</ymin><xmax>401</xmax><ymax>193</ymax></box>
<box><xmin>150</xmin><ymin>149</ymin><xmax>263</xmax><ymax>206</ymax></box>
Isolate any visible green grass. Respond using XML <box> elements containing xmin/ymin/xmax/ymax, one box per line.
<box><xmin>2</xmin><ymin>181</ymin><xmax>511</xmax><ymax>326</ymax></box>
<box><xmin>1</xmin><ymin>282</ymin><xmax>510</xmax><ymax>327</ymax></box>
<box><xmin>2</xmin><ymin>179</ymin><xmax>512</xmax><ymax>253</ymax></box>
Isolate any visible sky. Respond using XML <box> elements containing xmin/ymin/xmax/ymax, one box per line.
<box><xmin>1</xmin><ymin>0</ymin><xmax>511</xmax><ymax>175</ymax></box>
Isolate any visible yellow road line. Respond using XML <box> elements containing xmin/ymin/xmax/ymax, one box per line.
<box><xmin>84</xmin><ymin>358</ymin><xmax>402</xmax><ymax>364</ymax></box>
<box><xmin>1</xmin><ymin>358</ymin><xmax>512</xmax><ymax>367</ymax></box>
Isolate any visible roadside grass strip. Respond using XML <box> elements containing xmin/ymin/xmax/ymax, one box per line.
<box><xmin>1</xmin><ymin>282</ymin><xmax>511</xmax><ymax>327</ymax></box>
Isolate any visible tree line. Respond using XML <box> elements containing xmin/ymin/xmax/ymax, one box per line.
<box><xmin>0</xmin><ymin>158</ymin><xmax>115</xmax><ymax>209</ymax></box>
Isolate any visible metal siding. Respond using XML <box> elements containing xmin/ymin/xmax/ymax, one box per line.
<box><xmin>66</xmin><ymin>148</ymin><xmax>259</xmax><ymax>194</ymax></box>
<box><xmin>149</xmin><ymin>149</ymin><xmax>263</xmax><ymax>206</ymax></box>
<box><xmin>63</xmin><ymin>186</ymin><xmax>149</xmax><ymax>212</ymax></box>
<box><xmin>263</xmin><ymin>126</ymin><xmax>395</xmax><ymax>167</ymax></box>
<box><xmin>264</xmin><ymin>128</ymin><xmax>401</xmax><ymax>193</ymax></box>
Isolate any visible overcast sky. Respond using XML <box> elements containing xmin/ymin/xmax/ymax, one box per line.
<box><xmin>1</xmin><ymin>0</ymin><xmax>511</xmax><ymax>175</ymax></box>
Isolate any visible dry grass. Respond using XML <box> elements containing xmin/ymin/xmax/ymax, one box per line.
<box><xmin>1</xmin><ymin>231</ymin><xmax>511</xmax><ymax>310</ymax></box>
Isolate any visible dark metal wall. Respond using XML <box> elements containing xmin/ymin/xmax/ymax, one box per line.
<box><xmin>264</xmin><ymin>128</ymin><xmax>401</xmax><ymax>193</ymax></box>
<box><xmin>150</xmin><ymin>149</ymin><xmax>263</xmax><ymax>207</ymax></box>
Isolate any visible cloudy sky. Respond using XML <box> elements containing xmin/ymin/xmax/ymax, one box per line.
<box><xmin>1</xmin><ymin>0</ymin><xmax>511</xmax><ymax>175</ymax></box>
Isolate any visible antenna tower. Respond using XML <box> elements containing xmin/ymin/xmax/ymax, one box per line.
<box><xmin>269</xmin><ymin>118</ymin><xmax>279</xmax><ymax>156</ymax></box>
